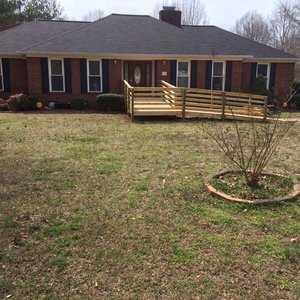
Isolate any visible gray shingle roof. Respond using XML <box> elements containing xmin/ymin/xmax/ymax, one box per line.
<box><xmin>0</xmin><ymin>20</ymin><xmax>89</xmax><ymax>55</ymax></box>
<box><xmin>0</xmin><ymin>14</ymin><xmax>297</xmax><ymax>59</ymax></box>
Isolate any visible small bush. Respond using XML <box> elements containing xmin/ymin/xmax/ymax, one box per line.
<box><xmin>70</xmin><ymin>98</ymin><xmax>88</xmax><ymax>110</ymax></box>
<box><xmin>0</xmin><ymin>99</ymin><xmax>8</xmax><ymax>111</ymax></box>
<box><xmin>96</xmin><ymin>94</ymin><xmax>125</xmax><ymax>112</ymax></box>
<box><xmin>7</xmin><ymin>94</ymin><xmax>40</xmax><ymax>111</ymax></box>
<box><xmin>253</xmin><ymin>76</ymin><xmax>269</xmax><ymax>96</ymax></box>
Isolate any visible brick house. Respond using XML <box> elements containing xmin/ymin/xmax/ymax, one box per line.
<box><xmin>0</xmin><ymin>7</ymin><xmax>298</xmax><ymax>105</ymax></box>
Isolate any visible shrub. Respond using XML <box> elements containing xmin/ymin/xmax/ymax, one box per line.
<box><xmin>253</xmin><ymin>76</ymin><xmax>269</xmax><ymax>96</ymax></box>
<box><xmin>7</xmin><ymin>94</ymin><xmax>41</xmax><ymax>111</ymax></box>
<box><xmin>7</xmin><ymin>94</ymin><xmax>27</xmax><ymax>111</ymax></box>
<box><xmin>96</xmin><ymin>94</ymin><xmax>125</xmax><ymax>112</ymax></box>
<box><xmin>70</xmin><ymin>98</ymin><xmax>88</xmax><ymax>110</ymax></box>
<box><xmin>204</xmin><ymin>115</ymin><xmax>295</xmax><ymax>187</ymax></box>
<box><xmin>0</xmin><ymin>98</ymin><xmax>8</xmax><ymax>111</ymax></box>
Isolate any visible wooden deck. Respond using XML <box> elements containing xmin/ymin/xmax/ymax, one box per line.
<box><xmin>124</xmin><ymin>80</ymin><xmax>268</xmax><ymax>121</ymax></box>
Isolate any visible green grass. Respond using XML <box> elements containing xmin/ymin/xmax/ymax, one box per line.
<box><xmin>0</xmin><ymin>112</ymin><xmax>299</xmax><ymax>299</ymax></box>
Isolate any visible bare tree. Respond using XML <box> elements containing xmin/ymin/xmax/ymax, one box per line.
<box><xmin>270</xmin><ymin>0</ymin><xmax>299</xmax><ymax>53</ymax></box>
<box><xmin>154</xmin><ymin>0</ymin><xmax>209</xmax><ymax>25</ymax></box>
<box><xmin>234</xmin><ymin>11</ymin><xmax>271</xmax><ymax>45</ymax></box>
<box><xmin>205</xmin><ymin>115</ymin><xmax>295</xmax><ymax>187</ymax></box>
<box><xmin>82</xmin><ymin>9</ymin><xmax>104</xmax><ymax>22</ymax></box>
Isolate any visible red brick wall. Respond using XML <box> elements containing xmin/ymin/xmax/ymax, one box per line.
<box><xmin>10</xmin><ymin>59</ymin><xmax>28</xmax><ymax>94</ymax></box>
<box><xmin>241</xmin><ymin>63</ymin><xmax>251</xmax><ymax>92</ymax></box>
<box><xmin>0</xmin><ymin>58</ymin><xmax>28</xmax><ymax>99</ymax></box>
<box><xmin>196</xmin><ymin>61</ymin><xmax>206</xmax><ymax>89</ymax></box>
<box><xmin>109</xmin><ymin>60</ymin><xmax>122</xmax><ymax>93</ymax></box>
<box><xmin>231</xmin><ymin>61</ymin><xmax>242</xmax><ymax>92</ymax></box>
<box><xmin>274</xmin><ymin>63</ymin><xmax>295</xmax><ymax>100</ymax></box>
<box><xmin>27</xmin><ymin>57</ymin><xmax>42</xmax><ymax>95</ymax></box>
<box><xmin>155</xmin><ymin>60</ymin><xmax>171</xmax><ymax>85</ymax></box>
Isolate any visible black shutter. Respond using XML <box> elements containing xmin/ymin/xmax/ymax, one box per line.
<box><xmin>205</xmin><ymin>60</ymin><xmax>212</xmax><ymax>89</ymax></box>
<box><xmin>2</xmin><ymin>58</ymin><xmax>11</xmax><ymax>93</ymax></box>
<box><xmin>269</xmin><ymin>63</ymin><xmax>276</xmax><ymax>92</ymax></box>
<box><xmin>64</xmin><ymin>58</ymin><xmax>72</xmax><ymax>94</ymax></box>
<box><xmin>170</xmin><ymin>60</ymin><xmax>177</xmax><ymax>86</ymax></box>
<box><xmin>191</xmin><ymin>60</ymin><xmax>197</xmax><ymax>88</ymax></box>
<box><xmin>80</xmin><ymin>59</ymin><xmax>87</xmax><ymax>94</ymax></box>
<box><xmin>250</xmin><ymin>62</ymin><xmax>257</xmax><ymax>90</ymax></box>
<box><xmin>102</xmin><ymin>59</ymin><xmax>109</xmax><ymax>93</ymax></box>
<box><xmin>40</xmin><ymin>58</ymin><xmax>49</xmax><ymax>93</ymax></box>
<box><xmin>225</xmin><ymin>61</ymin><xmax>233</xmax><ymax>92</ymax></box>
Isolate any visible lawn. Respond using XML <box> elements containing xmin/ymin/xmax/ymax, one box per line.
<box><xmin>0</xmin><ymin>112</ymin><xmax>299</xmax><ymax>299</ymax></box>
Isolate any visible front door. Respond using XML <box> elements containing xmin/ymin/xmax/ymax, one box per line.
<box><xmin>124</xmin><ymin>61</ymin><xmax>152</xmax><ymax>87</ymax></box>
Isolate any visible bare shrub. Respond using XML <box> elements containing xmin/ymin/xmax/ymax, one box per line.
<box><xmin>204</xmin><ymin>116</ymin><xmax>295</xmax><ymax>187</ymax></box>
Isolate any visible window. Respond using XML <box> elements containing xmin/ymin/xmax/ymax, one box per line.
<box><xmin>87</xmin><ymin>60</ymin><xmax>102</xmax><ymax>92</ymax></box>
<box><xmin>177</xmin><ymin>61</ymin><xmax>190</xmax><ymax>87</ymax></box>
<box><xmin>256</xmin><ymin>63</ymin><xmax>270</xmax><ymax>89</ymax></box>
<box><xmin>49</xmin><ymin>59</ymin><xmax>65</xmax><ymax>92</ymax></box>
<box><xmin>211</xmin><ymin>61</ymin><xmax>226</xmax><ymax>91</ymax></box>
<box><xmin>0</xmin><ymin>59</ymin><xmax>3</xmax><ymax>92</ymax></box>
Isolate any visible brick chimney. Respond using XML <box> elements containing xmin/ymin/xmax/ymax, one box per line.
<box><xmin>159</xmin><ymin>6</ymin><xmax>182</xmax><ymax>27</ymax></box>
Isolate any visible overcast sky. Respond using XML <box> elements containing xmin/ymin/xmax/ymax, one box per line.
<box><xmin>61</xmin><ymin>0</ymin><xmax>277</xmax><ymax>29</ymax></box>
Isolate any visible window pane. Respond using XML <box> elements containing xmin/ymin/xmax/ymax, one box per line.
<box><xmin>51</xmin><ymin>60</ymin><xmax>63</xmax><ymax>75</ymax></box>
<box><xmin>51</xmin><ymin>75</ymin><xmax>64</xmax><ymax>91</ymax></box>
<box><xmin>212</xmin><ymin>77</ymin><xmax>223</xmax><ymax>90</ymax></box>
<box><xmin>257</xmin><ymin>64</ymin><xmax>268</xmax><ymax>77</ymax></box>
<box><xmin>0</xmin><ymin>75</ymin><xmax>3</xmax><ymax>90</ymax></box>
<box><xmin>178</xmin><ymin>77</ymin><xmax>189</xmax><ymax>88</ymax></box>
<box><xmin>89</xmin><ymin>76</ymin><xmax>101</xmax><ymax>92</ymax></box>
<box><xmin>178</xmin><ymin>62</ymin><xmax>189</xmax><ymax>76</ymax></box>
<box><xmin>89</xmin><ymin>61</ymin><xmax>100</xmax><ymax>76</ymax></box>
<box><xmin>213</xmin><ymin>62</ymin><xmax>223</xmax><ymax>76</ymax></box>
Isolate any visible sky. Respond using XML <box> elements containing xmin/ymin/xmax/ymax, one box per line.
<box><xmin>61</xmin><ymin>0</ymin><xmax>277</xmax><ymax>29</ymax></box>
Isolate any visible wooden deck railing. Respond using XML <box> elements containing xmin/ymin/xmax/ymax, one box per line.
<box><xmin>124</xmin><ymin>80</ymin><xmax>268</xmax><ymax>121</ymax></box>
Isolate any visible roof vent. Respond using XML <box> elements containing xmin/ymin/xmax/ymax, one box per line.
<box><xmin>159</xmin><ymin>6</ymin><xmax>182</xmax><ymax>27</ymax></box>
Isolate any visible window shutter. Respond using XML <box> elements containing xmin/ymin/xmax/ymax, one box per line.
<box><xmin>250</xmin><ymin>62</ymin><xmax>257</xmax><ymax>90</ymax></box>
<box><xmin>102</xmin><ymin>59</ymin><xmax>109</xmax><ymax>93</ymax></box>
<box><xmin>80</xmin><ymin>59</ymin><xmax>87</xmax><ymax>94</ymax></box>
<box><xmin>2</xmin><ymin>58</ymin><xmax>11</xmax><ymax>93</ymax></box>
<box><xmin>170</xmin><ymin>60</ymin><xmax>177</xmax><ymax>86</ymax></box>
<box><xmin>205</xmin><ymin>60</ymin><xmax>212</xmax><ymax>89</ymax></box>
<box><xmin>225</xmin><ymin>61</ymin><xmax>232</xmax><ymax>92</ymax></box>
<box><xmin>269</xmin><ymin>63</ymin><xmax>276</xmax><ymax>92</ymax></box>
<box><xmin>191</xmin><ymin>61</ymin><xmax>197</xmax><ymax>88</ymax></box>
<box><xmin>40</xmin><ymin>58</ymin><xmax>49</xmax><ymax>93</ymax></box>
<box><xmin>64</xmin><ymin>58</ymin><xmax>72</xmax><ymax>94</ymax></box>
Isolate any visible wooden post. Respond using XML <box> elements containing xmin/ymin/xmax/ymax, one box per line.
<box><xmin>263</xmin><ymin>96</ymin><xmax>268</xmax><ymax>121</ymax></box>
<box><xmin>221</xmin><ymin>91</ymin><xmax>226</xmax><ymax>119</ymax></box>
<box><xmin>182</xmin><ymin>88</ymin><xmax>186</xmax><ymax>119</ymax></box>
<box><xmin>124</xmin><ymin>85</ymin><xmax>127</xmax><ymax>114</ymax></box>
<box><xmin>131</xmin><ymin>88</ymin><xmax>135</xmax><ymax>122</ymax></box>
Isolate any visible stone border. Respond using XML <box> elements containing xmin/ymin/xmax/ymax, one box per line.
<box><xmin>205</xmin><ymin>170</ymin><xmax>300</xmax><ymax>204</ymax></box>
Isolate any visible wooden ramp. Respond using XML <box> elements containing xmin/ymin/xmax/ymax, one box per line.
<box><xmin>124</xmin><ymin>80</ymin><xmax>268</xmax><ymax>121</ymax></box>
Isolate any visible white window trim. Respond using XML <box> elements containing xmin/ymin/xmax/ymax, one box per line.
<box><xmin>87</xmin><ymin>59</ymin><xmax>103</xmax><ymax>93</ymax></box>
<box><xmin>48</xmin><ymin>58</ymin><xmax>65</xmax><ymax>93</ymax></box>
<box><xmin>176</xmin><ymin>60</ymin><xmax>191</xmax><ymax>88</ymax></box>
<box><xmin>256</xmin><ymin>63</ymin><xmax>270</xmax><ymax>89</ymax></box>
<box><xmin>0</xmin><ymin>58</ymin><xmax>4</xmax><ymax>92</ymax></box>
<box><xmin>211</xmin><ymin>61</ymin><xmax>226</xmax><ymax>91</ymax></box>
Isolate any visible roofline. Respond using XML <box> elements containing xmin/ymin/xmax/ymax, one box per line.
<box><xmin>15</xmin><ymin>52</ymin><xmax>299</xmax><ymax>62</ymax></box>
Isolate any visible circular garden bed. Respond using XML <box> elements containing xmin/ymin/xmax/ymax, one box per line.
<box><xmin>206</xmin><ymin>170</ymin><xmax>300</xmax><ymax>204</ymax></box>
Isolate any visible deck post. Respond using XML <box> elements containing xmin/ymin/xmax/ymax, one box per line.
<box><xmin>221</xmin><ymin>92</ymin><xmax>226</xmax><ymax>119</ymax></box>
<box><xmin>263</xmin><ymin>96</ymin><xmax>268</xmax><ymax>121</ymax></box>
<box><xmin>124</xmin><ymin>84</ymin><xmax>128</xmax><ymax>114</ymax></box>
<box><xmin>182</xmin><ymin>88</ymin><xmax>186</xmax><ymax>119</ymax></box>
<box><xmin>131</xmin><ymin>88</ymin><xmax>135</xmax><ymax>121</ymax></box>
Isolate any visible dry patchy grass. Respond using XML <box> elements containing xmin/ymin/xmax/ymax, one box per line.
<box><xmin>0</xmin><ymin>112</ymin><xmax>299</xmax><ymax>299</ymax></box>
